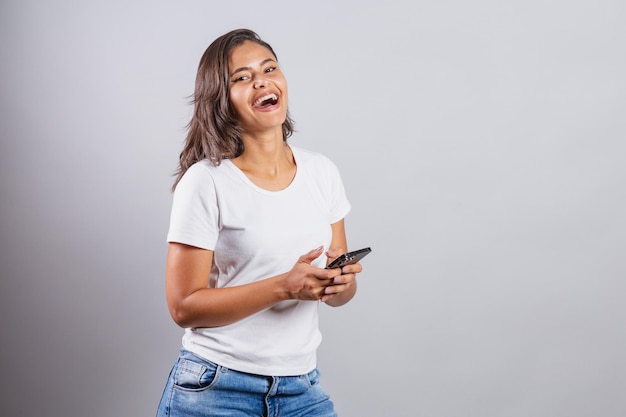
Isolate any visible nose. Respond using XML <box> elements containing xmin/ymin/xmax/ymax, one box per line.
<box><xmin>253</xmin><ymin>76</ymin><xmax>268</xmax><ymax>88</ymax></box>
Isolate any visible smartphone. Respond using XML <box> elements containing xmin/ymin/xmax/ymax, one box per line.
<box><xmin>326</xmin><ymin>247</ymin><xmax>372</xmax><ymax>269</ymax></box>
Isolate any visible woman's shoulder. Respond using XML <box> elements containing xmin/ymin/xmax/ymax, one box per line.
<box><xmin>175</xmin><ymin>159</ymin><xmax>223</xmax><ymax>191</ymax></box>
<box><xmin>291</xmin><ymin>146</ymin><xmax>336</xmax><ymax>169</ymax></box>
<box><xmin>291</xmin><ymin>145</ymin><xmax>344</xmax><ymax>190</ymax></box>
<box><xmin>183</xmin><ymin>158</ymin><xmax>230</xmax><ymax>178</ymax></box>
<box><xmin>187</xmin><ymin>158</ymin><xmax>219</xmax><ymax>172</ymax></box>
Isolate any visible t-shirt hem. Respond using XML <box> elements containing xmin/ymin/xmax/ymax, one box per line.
<box><xmin>182</xmin><ymin>342</ymin><xmax>317</xmax><ymax>377</ymax></box>
<box><xmin>330</xmin><ymin>203</ymin><xmax>351</xmax><ymax>224</ymax></box>
<box><xmin>166</xmin><ymin>233</ymin><xmax>216</xmax><ymax>251</ymax></box>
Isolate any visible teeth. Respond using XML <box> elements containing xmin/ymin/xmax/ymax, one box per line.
<box><xmin>254</xmin><ymin>93</ymin><xmax>277</xmax><ymax>106</ymax></box>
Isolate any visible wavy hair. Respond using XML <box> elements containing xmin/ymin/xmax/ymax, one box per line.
<box><xmin>172</xmin><ymin>29</ymin><xmax>295</xmax><ymax>190</ymax></box>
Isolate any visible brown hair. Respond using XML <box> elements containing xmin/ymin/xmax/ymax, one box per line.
<box><xmin>172</xmin><ymin>28</ymin><xmax>295</xmax><ymax>190</ymax></box>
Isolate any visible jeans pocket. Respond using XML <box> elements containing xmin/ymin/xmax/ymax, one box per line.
<box><xmin>173</xmin><ymin>357</ymin><xmax>219</xmax><ymax>391</ymax></box>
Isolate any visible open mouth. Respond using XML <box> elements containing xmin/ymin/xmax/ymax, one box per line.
<box><xmin>253</xmin><ymin>93</ymin><xmax>279</xmax><ymax>109</ymax></box>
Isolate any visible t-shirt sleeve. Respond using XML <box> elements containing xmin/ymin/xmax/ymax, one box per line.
<box><xmin>325</xmin><ymin>157</ymin><xmax>351</xmax><ymax>224</ymax></box>
<box><xmin>166</xmin><ymin>163</ymin><xmax>220</xmax><ymax>250</ymax></box>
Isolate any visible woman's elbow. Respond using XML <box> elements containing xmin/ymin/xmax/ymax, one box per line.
<box><xmin>168</xmin><ymin>302</ymin><xmax>193</xmax><ymax>328</ymax></box>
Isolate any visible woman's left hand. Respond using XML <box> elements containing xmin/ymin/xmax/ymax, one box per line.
<box><xmin>323</xmin><ymin>248</ymin><xmax>361</xmax><ymax>304</ymax></box>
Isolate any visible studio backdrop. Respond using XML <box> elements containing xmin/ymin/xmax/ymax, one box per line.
<box><xmin>1</xmin><ymin>1</ymin><xmax>625</xmax><ymax>416</ymax></box>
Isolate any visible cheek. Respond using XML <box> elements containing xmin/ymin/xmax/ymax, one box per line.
<box><xmin>279</xmin><ymin>82</ymin><xmax>289</xmax><ymax>106</ymax></box>
<box><xmin>282</xmin><ymin>89</ymin><xmax>289</xmax><ymax>107</ymax></box>
<box><xmin>228</xmin><ymin>90</ymin><xmax>246</xmax><ymax>114</ymax></box>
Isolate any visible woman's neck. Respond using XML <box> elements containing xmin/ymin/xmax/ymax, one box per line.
<box><xmin>232</xmin><ymin>135</ymin><xmax>296</xmax><ymax>191</ymax></box>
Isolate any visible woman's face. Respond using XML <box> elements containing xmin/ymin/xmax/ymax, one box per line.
<box><xmin>228</xmin><ymin>41</ymin><xmax>289</xmax><ymax>135</ymax></box>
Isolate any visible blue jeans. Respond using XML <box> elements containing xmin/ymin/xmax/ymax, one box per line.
<box><xmin>156</xmin><ymin>349</ymin><xmax>337</xmax><ymax>417</ymax></box>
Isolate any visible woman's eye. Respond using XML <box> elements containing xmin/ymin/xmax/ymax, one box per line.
<box><xmin>265</xmin><ymin>66</ymin><xmax>276</xmax><ymax>73</ymax></box>
<box><xmin>232</xmin><ymin>75</ymin><xmax>249</xmax><ymax>83</ymax></box>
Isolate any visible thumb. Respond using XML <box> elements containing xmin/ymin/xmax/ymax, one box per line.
<box><xmin>298</xmin><ymin>246</ymin><xmax>324</xmax><ymax>264</ymax></box>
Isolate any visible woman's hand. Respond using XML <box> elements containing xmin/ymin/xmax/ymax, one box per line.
<box><xmin>281</xmin><ymin>246</ymin><xmax>342</xmax><ymax>301</ymax></box>
<box><xmin>322</xmin><ymin>247</ymin><xmax>361</xmax><ymax>305</ymax></box>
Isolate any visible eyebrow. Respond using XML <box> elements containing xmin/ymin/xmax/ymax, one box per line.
<box><xmin>230</xmin><ymin>58</ymin><xmax>277</xmax><ymax>77</ymax></box>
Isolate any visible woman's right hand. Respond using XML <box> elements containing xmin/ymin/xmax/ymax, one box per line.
<box><xmin>281</xmin><ymin>246</ymin><xmax>342</xmax><ymax>301</ymax></box>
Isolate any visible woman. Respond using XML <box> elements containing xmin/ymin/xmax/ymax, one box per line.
<box><xmin>156</xmin><ymin>28</ymin><xmax>362</xmax><ymax>417</ymax></box>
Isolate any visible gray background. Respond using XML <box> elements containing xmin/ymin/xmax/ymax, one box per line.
<box><xmin>1</xmin><ymin>0</ymin><xmax>625</xmax><ymax>416</ymax></box>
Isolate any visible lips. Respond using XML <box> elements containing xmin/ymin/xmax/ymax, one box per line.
<box><xmin>253</xmin><ymin>93</ymin><xmax>279</xmax><ymax>109</ymax></box>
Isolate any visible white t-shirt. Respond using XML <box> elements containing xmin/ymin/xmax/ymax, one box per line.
<box><xmin>167</xmin><ymin>146</ymin><xmax>351</xmax><ymax>376</ymax></box>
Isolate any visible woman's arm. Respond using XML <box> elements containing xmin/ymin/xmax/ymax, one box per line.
<box><xmin>165</xmin><ymin>243</ymin><xmax>342</xmax><ymax>328</ymax></box>
<box><xmin>322</xmin><ymin>219</ymin><xmax>360</xmax><ymax>307</ymax></box>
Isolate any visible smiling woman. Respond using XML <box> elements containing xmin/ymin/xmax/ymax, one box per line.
<box><xmin>155</xmin><ymin>29</ymin><xmax>365</xmax><ymax>417</ymax></box>
<box><xmin>227</xmin><ymin>41</ymin><xmax>290</xmax><ymax>143</ymax></box>
<box><xmin>171</xmin><ymin>29</ymin><xmax>296</xmax><ymax>191</ymax></box>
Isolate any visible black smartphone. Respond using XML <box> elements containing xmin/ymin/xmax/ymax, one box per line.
<box><xmin>326</xmin><ymin>247</ymin><xmax>372</xmax><ymax>269</ymax></box>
